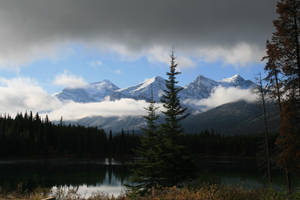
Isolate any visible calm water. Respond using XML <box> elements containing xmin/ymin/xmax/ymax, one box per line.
<box><xmin>0</xmin><ymin>159</ymin><xmax>296</xmax><ymax>198</ymax></box>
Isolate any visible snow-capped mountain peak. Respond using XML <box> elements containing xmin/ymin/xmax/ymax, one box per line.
<box><xmin>56</xmin><ymin>79</ymin><xmax>120</xmax><ymax>102</ymax></box>
<box><xmin>221</xmin><ymin>74</ymin><xmax>243</xmax><ymax>83</ymax></box>
<box><xmin>117</xmin><ymin>76</ymin><xmax>167</xmax><ymax>101</ymax></box>
<box><xmin>220</xmin><ymin>74</ymin><xmax>255</xmax><ymax>89</ymax></box>
<box><xmin>134</xmin><ymin>76</ymin><xmax>165</xmax><ymax>92</ymax></box>
<box><xmin>192</xmin><ymin>75</ymin><xmax>219</xmax><ymax>87</ymax></box>
<box><xmin>55</xmin><ymin>74</ymin><xmax>256</xmax><ymax>104</ymax></box>
<box><xmin>89</xmin><ymin>80</ymin><xmax>119</xmax><ymax>90</ymax></box>
<box><xmin>180</xmin><ymin>75</ymin><xmax>219</xmax><ymax>100</ymax></box>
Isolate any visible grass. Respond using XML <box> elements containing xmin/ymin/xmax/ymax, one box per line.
<box><xmin>1</xmin><ymin>185</ymin><xmax>300</xmax><ymax>200</ymax></box>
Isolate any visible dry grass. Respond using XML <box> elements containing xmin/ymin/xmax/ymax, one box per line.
<box><xmin>0</xmin><ymin>185</ymin><xmax>299</xmax><ymax>200</ymax></box>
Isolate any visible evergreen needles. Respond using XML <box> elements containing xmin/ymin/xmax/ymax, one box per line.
<box><xmin>130</xmin><ymin>51</ymin><xmax>195</xmax><ymax>194</ymax></box>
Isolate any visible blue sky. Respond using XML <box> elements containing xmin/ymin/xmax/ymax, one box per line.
<box><xmin>0</xmin><ymin>44</ymin><xmax>265</xmax><ymax>94</ymax></box>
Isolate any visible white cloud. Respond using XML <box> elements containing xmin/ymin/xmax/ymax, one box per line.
<box><xmin>197</xmin><ymin>43</ymin><xmax>264</xmax><ymax>67</ymax></box>
<box><xmin>103</xmin><ymin>43</ymin><xmax>262</xmax><ymax>68</ymax></box>
<box><xmin>45</xmin><ymin>98</ymin><xmax>160</xmax><ymax>121</ymax></box>
<box><xmin>184</xmin><ymin>86</ymin><xmax>257</xmax><ymax>111</ymax></box>
<box><xmin>53</xmin><ymin>71</ymin><xmax>87</xmax><ymax>88</ymax></box>
<box><xmin>145</xmin><ymin>46</ymin><xmax>195</xmax><ymax>69</ymax></box>
<box><xmin>0</xmin><ymin>77</ymin><xmax>62</xmax><ymax>115</ymax></box>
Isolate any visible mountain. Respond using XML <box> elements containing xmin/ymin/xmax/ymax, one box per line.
<box><xmin>181</xmin><ymin>74</ymin><xmax>256</xmax><ymax>100</ymax></box>
<box><xmin>116</xmin><ymin>76</ymin><xmax>168</xmax><ymax>102</ymax></box>
<box><xmin>219</xmin><ymin>74</ymin><xmax>256</xmax><ymax>89</ymax></box>
<box><xmin>56</xmin><ymin>80</ymin><xmax>123</xmax><ymax>102</ymax></box>
<box><xmin>69</xmin><ymin>100</ymin><xmax>279</xmax><ymax>135</ymax></box>
<box><xmin>181</xmin><ymin>100</ymin><xmax>280</xmax><ymax>135</ymax></box>
<box><xmin>56</xmin><ymin>74</ymin><xmax>256</xmax><ymax>104</ymax></box>
<box><xmin>66</xmin><ymin>115</ymin><xmax>147</xmax><ymax>133</ymax></box>
<box><xmin>180</xmin><ymin>75</ymin><xmax>219</xmax><ymax>100</ymax></box>
<box><xmin>54</xmin><ymin>74</ymin><xmax>272</xmax><ymax>135</ymax></box>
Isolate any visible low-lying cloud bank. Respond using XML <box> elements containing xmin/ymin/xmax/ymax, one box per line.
<box><xmin>45</xmin><ymin>99</ymin><xmax>156</xmax><ymax>120</ymax></box>
<box><xmin>0</xmin><ymin>76</ymin><xmax>257</xmax><ymax>121</ymax></box>
<box><xmin>184</xmin><ymin>86</ymin><xmax>257</xmax><ymax>111</ymax></box>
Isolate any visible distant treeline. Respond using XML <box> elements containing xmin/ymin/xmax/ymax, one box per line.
<box><xmin>182</xmin><ymin>131</ymin><xmax>277</xmax><ymax>158</ymax></box>
<box><xmin>0</xmin><ymin>112</ymin><xmax>275</xmax><ymax>159</ymax></box>
<box><xmin>0</xmin><ymin>112</ymin><xmax>138</xmax><ymax>158</ymax></box>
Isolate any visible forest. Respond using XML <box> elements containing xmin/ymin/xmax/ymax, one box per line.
<box><xmin>0</xmin><ymin>112</ymin><xmax>266</xmax><ymax>159</ymax></box>
<box><xmin>0</xmin><ymin>112</ymin><xmax>137</xmax><ymax>158</ymax></box>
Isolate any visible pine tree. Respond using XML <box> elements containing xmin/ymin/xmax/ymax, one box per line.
<box><xmin>130</xmin><ymin>90</ymin><xmax>164</xmax><ymax>193</ymax></box>
<box><xmin>159</xmin><ymin>51</ymin><xmax>194</xmax><ymax>186</ymax></box>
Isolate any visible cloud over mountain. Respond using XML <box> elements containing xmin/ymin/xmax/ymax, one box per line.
<box><xmin>0</xmin><ymin>74</ymin><xmax>257</xmax><ymax>121</ymax></box>
<box><xmin>185</xmin><ymin>86</ymin><xmax>258</xmax><ymax>111</ymax></box>
<box><xmin>0</xmin><ymin>76</ymin><xmax>160</xmax><ymax>120</ymax></box>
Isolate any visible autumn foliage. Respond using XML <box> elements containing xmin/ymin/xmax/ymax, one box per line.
<box><xmin>264</xmin><ymin>0</ymin><xmax>300</xmax><ymax>192</ymax></box>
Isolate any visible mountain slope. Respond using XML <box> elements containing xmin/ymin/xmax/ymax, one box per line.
<box><xmin>56</xmin><ymin>80</ymin><xmax>122</xmax><ymax>102</ymax></box>
<box><xmin>180</xmin><ymin>75</ymin><xmax>219</xmax><ymax>100</ymax></box>
<box><xmin>70</xmin><ymin>100</ymin><xmax>280</xmax><ymax>135</ymax></box>
<box><xmin>116</xmin><ymin>76</ymin><xmax>168</xmax><ymax>102</ymax></box>
<box><xmin>219</xmin><ymin>74</ymin><xmax>256</xmax><ymax>89</ymax></box>
<box><xmin>182</xmin><ymin>100</ymin><xmax>280</xmax><ymax>135</ymax></box>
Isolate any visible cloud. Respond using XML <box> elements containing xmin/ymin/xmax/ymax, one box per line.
<box><xmin>184</xmin><ymin>86</ymin><xmax>257</xmax><ymax>111</ymax></box>
<box><xmin>146</xmin><ymin>46</ymin><xmax>195</xmax><ymax>69</ymax></box>
<box><xmin>53</xmin><ymin>71</ymin><xmax>87</xmax><ymax>88</ymax></box>
<box><xmin>196</xmin><ymin>43</ymin><xmax>265</xmax><ymax>67</ymax></box>
<box><xmin>0</xmin><ymin>0</ymin><xmax>276</xmax><ymax>68</ymax></box>
<box><xmin>0</xmin><ymin>76</ymin><xmax>163</xmax><ymax>120</ymax></box>
<box><xmin>45</xmin><ymin>98</ymin><xmax>159</xmax><ymax>121</ymax></box>
<box><xmin>0</xmin><ymin>77</ymin><xmax>62</xmax><ymax>115</ymax></box>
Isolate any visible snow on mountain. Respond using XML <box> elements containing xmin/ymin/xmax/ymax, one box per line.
<box><xmin>117</xmin><ymin>76</ymin><xmax>168</xmax><ymax>102</ymax></box>
<box><xmin>56</xmin><ymin>74</ymin><xmax>256</xmax><ymax>105</ymax></box>
<box><xmin>180</xmin><ymin>75</ymin><xmax>219</xmax><ymax>100</ymax></box>
<box><xmin>56</xmin><ymin>80</ymin><xmax>122</xmax><ymax>102</ymax></box>
<box><xmin>181</xmin><ymin>74</ymin><xmax>256</xmax><ymax>101</ymax></box>
<box><xmin>219</xmin><ymin>74</ymin><xmax>256</xmax><ymax>89</ymax></box>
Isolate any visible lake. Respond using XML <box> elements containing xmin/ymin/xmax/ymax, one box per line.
<box><xmin>0</xmin><ymin>158</ymin><xmax>297</xmax><ymax>198</ymax></box>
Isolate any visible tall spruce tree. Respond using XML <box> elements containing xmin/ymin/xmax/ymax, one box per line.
<box><xmin>159</xmin><ymin>51</ymin><xmax>194</xmax><ymax>186</ymax></box>
<box><xmin>130</xmin><ymin>90</ymin><xmax>164</xmax><ymax>193</ymax></box>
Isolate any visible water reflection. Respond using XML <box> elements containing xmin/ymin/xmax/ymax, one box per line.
<box><xmin>51</xmin><ymin>169</ymin><xmax>127</xmax><ymax>198</ymax></box>
<box><xmin>0</xmin><ymin>161</ymin><xmax>130</xmax><ymax>196</ymax></box>
<box><xmin>0</xmin><ymin>159</ymin><xmax>297</xmax><ymax>197</ymax></box>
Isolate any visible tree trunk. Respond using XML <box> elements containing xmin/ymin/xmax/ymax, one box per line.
<box><xmin>292</xmin><ymin>1</ymin><xmax>300</xmax><ymax>94</ymax></box>
<box><xmin>285</xmin><ymin>167</ymin><xmax>292</xmax><ymax>193</ymax></box>
<box><xmin>275</xmin><ymin>70</ymin><xmax>282</xmax><ymax>112</ymax></box>
<box><xmin>259</xmin><ymin>74</ymin><xmax>272</xmax><ymax>183</ymax></box>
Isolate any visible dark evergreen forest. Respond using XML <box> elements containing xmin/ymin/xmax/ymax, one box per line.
<box><xmin>0</xmin><ymin>112</ymin><xmax>138</xmax><ymax>158</ymax></box>
<box><xmin>0</xmin><ymin>112</ymin><xmax>274</xmax><ymax>159</ymax></box>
